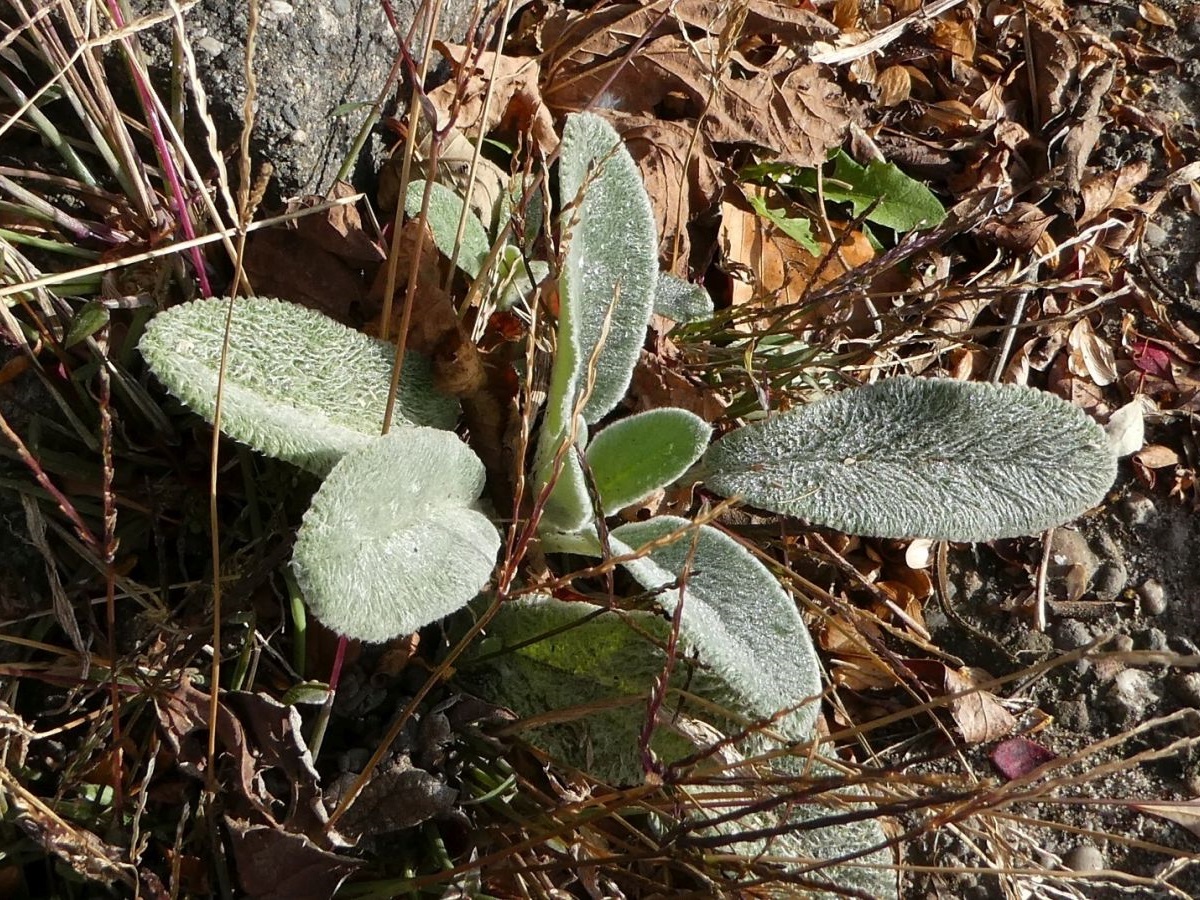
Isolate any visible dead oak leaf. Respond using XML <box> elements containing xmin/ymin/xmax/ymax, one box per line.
<box><xmin>541</xmin><ymin>7</ymin><xmax>846</xmax><ymax>169</ymax></box>
<box><xmin>225</xmin><ymin>818</ymin><xmax>359</xmax><ymax>900</ymax></box>
<box><xmin>718</xmin><ymin>184</ymin><xmax>874</xmax><ymax>326</ymax></box>
<box><xmin>643</xmin><ymin>52</ymin><xmax>849</xmax><ymax>169</ymax></box>
<box><xmin>430</xmin><ymin>43</ymin><xmax>558</xmax><ymax>153</ymax></box>
<box><xmin>944</xmin><ymin>666</ymin><xmax>1017</xmax><ymax>744</ymax></box>
<box><xmin>617</xmin><ymin>115</ymin><xmax>722</xmax><ymax>263</ymax></box>
<box><xmin>1078</xmin><ymin>161</ymin><xmax>1150</xmax><ymax>226</ymax></box>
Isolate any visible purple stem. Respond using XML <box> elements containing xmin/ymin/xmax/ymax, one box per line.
<box><xmin>105</xmin><ymin>1</ymin><xmax>212</xmax><ymax>297</ymax></box>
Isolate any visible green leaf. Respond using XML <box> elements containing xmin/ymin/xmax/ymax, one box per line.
<box><xmin>534</xmin><ymin>422</ymin><xmax>594</xmax><ymax>534</ymax></box>
<box><xmin>653</xmin><ymin>272</ymin><xmax>714</xmax><ymax>324</ymax></box>
<box><xmin>701</xmin><ymin>377</ymin><xmax>1118</xmax><ymax>541</ymax></box>
<box><xmin>64</xmin><ymin>301</ymin><xmax>109</xmax><ymax>347</ymax></box>
<box><xmin>139</xmin><ymin>297</ymin><xmax>459</xmax><ymax>475</ymax></box>
<box><xmin>745</xmin><ymin>191</ymin><xmax>823</xmax><ymax>256</ymax></box>
<box><xmin>612</xmin><ymin>516</ymin><xmax>822</xmax><ymax>743</ymax></box>
<box><xmin>545</xmin><ymin>112</ymin><xmax>658</xmax><ymax>431</ymax></box>
<box><xmin>405</xmin><ymin>179</ymin><xmax>491</xmax><ymax>278</ymax></box>
<box><xmin>494</xmin><ymin>244</ymin><xmax>549</xmax><ymax>311</ymax></box>
<box><xmin>798</xmin><ymin>150</ymin><xmax>946</xmax><ymax>232</ymax></box>
<box><xmin>459</xmin><ymin>592</ymin><xmax>895</xmax><ymax>898</ymax></box>
<box><xmin>291</xmin><ymin>427</ymin><xmax>500</xmax><ymax>643</ymax></box>
<box><xmin>586</xmin><ymin>409</ymin><xmax>710</xmax><ymax>514</ymax></box>
<box><xmin>461</xmin><ymin>595</ymin><xmax>692</xmax><ymax>786</ymax></box>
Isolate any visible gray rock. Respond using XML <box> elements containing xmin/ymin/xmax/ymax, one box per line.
<box><xmin>1171</xmin><ymin>672</ymin><xmax>1200</xmax><ymax>708</ymax></box>
<box><xmin>1121</xmin><ymin>492</ymin><xmax>1157</xmax><ymax>526</ymax></box>
<box><xmin>1138</xmin><ymin>578</ymin><xmax>1168</xmax><ymax>616</ymax></box>
<box><xmin>1144</xmin><ymin>627</ymin><xmax>1169</xmax><ymax>652</ymax></box>
<box><xmin>1093</xmin><ymin>560</ymin><xmax>1128</xmax><ymax>601</ymax></box>
<box><xmin>1053</xmin><ymin>618</ymin><xmax>1094</xmax><ymax>651</ymax></box>
<box><xmin>1055</xmin><ymin>697</ymin><xmax>1090</xmax><ymax>732</ymax></box>
<box><xmin>1106</xmin><ymin>668</ymin><xmax>1156</xmax><ymax>725</ymax></box>
<box><xmin>1063</xmin><ymin>844</ymin><xmax>1106</xmax><ymax>872</ymax></box>
<box><xmin>1014</xmin><ymin>629</ymin><xmax>1054</xmax><ymax>655</ymax></box>
<box><xmin>1091</xmin><ymin>531</ymin><xmax>1128</xmax><ymax>600</ymax></box>
<box><xmin>126</xmin><ymin>0</ymin><xmax>488</xmax><ymax>202</ymax></box>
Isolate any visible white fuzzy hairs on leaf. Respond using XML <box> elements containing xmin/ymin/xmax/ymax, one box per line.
<box><xmin>703</xmin><ymin>377</ymin><xmax>1118</xmax><ymax>541</ymax></box>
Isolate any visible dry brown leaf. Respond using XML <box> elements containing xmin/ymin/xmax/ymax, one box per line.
<box><xmin>830</xmin><ymin>655</ymin><xmax>900</xmax><ymax>691</ymax></box>
<box><xmin>1078</xmin><ymin>161</ymin><xmax>1150</xmax><ymax>226</ymax></box>
<box><xmin>944</xmin><ymin>666</ymin><xmax>1017</xmax><ymax>744</ymax></box>
<box><xmin>1134</xmin><ymin>444</ymin><xmax>1180</xmax><ymax>468</ymax></box>
<box><xmin>542</xmin><ymin>8</ymin><xmax>846</xmax><ymax>169</ymax></box>
<box><xmin>430</xmin><ymin>43</ymin><xmax>558</xmax><ymax>153</ymax></box>
<box><xmin>620</xmin><ymin>45</ymin><xmax>849</xmax><ymax>168</ymax></box>
<box><xmin>628</xmin><ymin>349</ymin><xmax>727</xmax><ymax>421</ymax></box>
<box><xmin>718</xmin><ymin>185</ymin><xmax>874</xmax><ymax>322</ymax></box>
<box><xmin>366</xmin><ymin>220</ymin><xmax>457</xmax><ymax>355</ymax></box>
<box><xmin>618</xmin><ymin>115</ymin><xmax>721</xmax><ymax>265</ymax></box>
<box><xmin>976</xmin><ymin>202</ymin><xmax>1055</xmax><ymax>253</ymax></box>
<box><xmin>876</xmin><ymin>65</ymin><xmax>912</xmax><ymax>107</ymax></box>
<box><xmin>931</xmin><ymin>15</ymin><xmax>976</xmax><ymax>63</ymax></box>
<box><xmin>1067</xmin><ymin>318</ymin><xmax>1118</xmax><ymax>386</ymax></box>
<box><xmin>1138</xmin><ymin>1</ymin><xmax>1177</xmax><ymax>28</ymax></box>
<box><xmin>243</xmin><ymin>229</ymin><xmax>372</xmax><ymax>325</ymax></box>
<box><xmin>832</xmin><ymin>0</ymin><xmax>860</xmax><ymax>30</ymax></box>
<box><xmin>1026</xmin><ymin>14</ymin><xmax>1079</xmax><ymax>125</ymax></box>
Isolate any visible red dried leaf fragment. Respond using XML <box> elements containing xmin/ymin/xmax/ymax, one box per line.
<box><xmin>990</xmin><ymin>736</ymin><xmax>1057</xmax><ymax>780</ymax></box>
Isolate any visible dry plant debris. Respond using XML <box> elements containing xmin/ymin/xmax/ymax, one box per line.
<box><xmin>1</xmin><ymin>0</ymin><xmax>1200</xmax><ymax>896</ymax></box>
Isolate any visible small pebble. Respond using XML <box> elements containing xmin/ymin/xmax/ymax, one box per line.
<box><xmin>1053</xmin><ymin>618</ymin><xmax>1093</xmax><ymax>651</ymax></box>
<box><xmin>1056</xmin><ymin>697</ymin><xmax>1090</xmax><ymax>732</ymax></box>
<box><xmin>1107</xmin><ymin>668</ymin><xmax>1154</xmax><ymax>724</ymax></box>
<box><xmin>195</xmin><ymin>36</ymin><xmax>225</xmax><ymax>57</ymax></box>
<box><xmin>1064</xmin><ymin>845</ymin><xmax>1106</xmax><ymax>872</ymax></box>
<box><xmin>1145</xmin><ymin>628</ymin><xmax>1169</xmax><ymax>652</ymax></box>
<box><xmin>1093</xmin><ymin>560</ymin><xmax>1128</xmax><ymax>601</ymax></box>
<box><xmin>1138</xmin><ymin>579</ymin><xmax>1168</xmax><ymax>616</ymax></box>
<box><xmin>1171</xmin><ymin>672</ymin><xmax>1200</xmax><ymax>709</ymax></box>
<box><xmin>1015</xmin><ymin>629</ymin><xmax>1054</xmax><ymax>655</ymax></box>
<box><xmin>1121</xmin><ymin>493</ymin><xmax>1156</xmax><ymax>526</ymax></box>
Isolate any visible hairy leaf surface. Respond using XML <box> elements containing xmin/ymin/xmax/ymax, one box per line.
<box><xmin>461</xmin><ymin>596</ymin><xmax>895</xmax><ymax>898</ymax></box>
<box><xmin>545</xmin><ymin>112</ymin><xmax>658</xmax><ymax>431</ymax></box>
<box><xmin>405</xmin><ymin>179</ymin><xmax>491</xmax><ymax>278</ymax></box>
<box><xmin>653</xmin><ymin>272</ymin><xmax>714</xmax><ymax>324</ymax></box>
<box><xmin>461</xmin><ymin>595</ymin><xmax>690</xmax><ymax>785</ymax></box>
<box><xmin>702</xmin><ymin>377</ymin><xmax>1117</xmax><ymax>541</ymax></box>
<box><xmin>139</xmin><ymin>297</ymin><xmax>458</xmax><ymax>474</ymax></box>
<box><xmin>291</xmin><ymin>428</ymin><xmax>499</xmax><ymax>643</ymax></box>
<box><xmin>586</xmin><ymin>409</ymin><xmax>710</xmax><ymax>514</ymax></box>
<box><xmin>612</xmin><ymin>516</ymin><xmax>822</xmax><ymax>741</ymax></box>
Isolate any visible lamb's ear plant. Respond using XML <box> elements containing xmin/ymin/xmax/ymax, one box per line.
<box><xmin>138</xmin><ymin>297</ymin><xmax>500</xmax><ymax>643</ymax></box>
<box><xmin>137</xmin><ymin>110</ymin><xmax>1119</xmax><ymax>895</ymax></box>
<box><xmin>138</xmin><ymin>296</ymin><xmax>458</xmax><ymax>475</ymax></box>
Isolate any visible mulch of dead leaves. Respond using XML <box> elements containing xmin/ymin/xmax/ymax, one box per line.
<box><xmin>8</xmin><ymin>0</ymin><xmax>1200</xmax><ymax>897</ymax></box>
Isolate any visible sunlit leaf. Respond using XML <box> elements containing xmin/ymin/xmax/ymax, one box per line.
<box><xmin>545</xmin><ymin>112</ymin><xmax>658</xmax><ymax>431</ymax></box>
<box><xmin>701</xmin><ymin>377</ymin><xmax>1117</xmax><ymax>541</ymax></box>
<box><xmin>612</xmin><ymin>516</ymin><xmax>822</xmax><ymax>742</ymax></box>
<box><xmin>586</xmin><ymin>409</ymin><xmax>710</xmax><ymax>514</ymax></box>
<box><xmin>653</xmin><ymin>272</ymin><xmax>714</xmax><ymax>324</ymax></box>
<box><xmin>139</xmin><ymin>297</ymin><xmax>458</xmax><ymax>475</ymax></box>
<box><xmin>798</xmin><ymin>150</ymin><xmax>946</xmax><ymax>232</ymax></box>
<box><xmin>291</xmin><ymin>427</ymin><xmax>499</xmax><ymax>643</ymax></box>
<box><xmin>405</xmin><ymin>179</ymin><xmax>491</xmax><ymax>278</ymax></box>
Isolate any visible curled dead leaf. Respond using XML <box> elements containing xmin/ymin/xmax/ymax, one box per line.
<box><xmin>944</xmin><ymin>666</ymin><xmax>1016</xmax><ymax>744</ymax></box>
